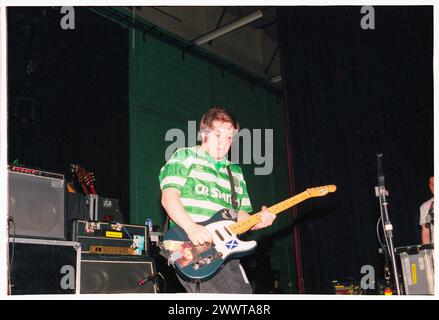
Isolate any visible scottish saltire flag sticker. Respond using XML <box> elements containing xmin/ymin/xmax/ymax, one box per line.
<box><xmin>225</xmin><ymin>239</ymin><xmax>239</xmax><ymax>249</ymax></box>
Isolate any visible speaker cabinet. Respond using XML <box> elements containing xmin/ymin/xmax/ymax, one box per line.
<box><xmin>79</xmin><ymin>254</ymin><xmax>157</xmax><ymax>294</ymax></box>
<box><xmin>9</xmin><ymin>238</ymin><xmax>80</xmax><ymax>295</ymax></box>
<box><xmin>8</xmin><ymin>171</ymin><xmax>65</xmax><ymax>239</ymax></box>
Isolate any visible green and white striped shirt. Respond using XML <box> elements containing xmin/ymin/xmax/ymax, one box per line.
<box><xmin>159</xmin><ymin>146</ymin><xmax>253</xmax><ymax>224</ymax></box>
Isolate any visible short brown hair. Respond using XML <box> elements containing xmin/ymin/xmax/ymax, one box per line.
<box><xmin>199</xmin><ymin>106</ymin><xmax>239</xmax><ymax>133</ymax></box>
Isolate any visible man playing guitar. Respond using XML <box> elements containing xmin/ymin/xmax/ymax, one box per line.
<box><xmin>159</xmin><ymin>106</ymin><xmax>276</xmax><ymax>293</ymax></box>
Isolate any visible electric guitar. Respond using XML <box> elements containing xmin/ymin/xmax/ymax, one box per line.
<box><xmin>161</xmin><ymin>184</ymin><xmax>336</xmax><ymax>281</ymax></box>
<box><xmin>71</xmin><ymin>164</ymin><xmax>97</xmax><ymax>196</ymax></box>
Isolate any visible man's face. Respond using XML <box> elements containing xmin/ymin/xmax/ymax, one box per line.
<box><xmin>429</xmin><ymin>176</ymin><xmax>434</xmax><ymax>195</ymax></box>
<box><xmin>201</xmin><ymin>120</ymin><xmax>235</xmax><ymax>161</ymax></box>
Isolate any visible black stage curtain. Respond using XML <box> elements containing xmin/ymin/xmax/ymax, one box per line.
<box><xmin>278</xmin><ymin>7</ymin><xmax>433</xmax><ymax>293</ymax></box>
<box><xmin>8</xmin><ymin>7</ymin><xmax>130</xmax><ymax>222</ymax></box>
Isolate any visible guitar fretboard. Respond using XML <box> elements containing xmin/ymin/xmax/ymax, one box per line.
<box><xmin>228</xmin><ymin>191</ymin><xmax>311</xmax><ymax>235</ymax></box>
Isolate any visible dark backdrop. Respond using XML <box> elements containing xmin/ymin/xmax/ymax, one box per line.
<box><xmin>278</xmin><ymin>6</ymin><xmax>433</xmax><ymax>293</ymax></box>
<box><xmin>7</xmin><ymin>7</ymin><xmax>130</xmax><ymax>222</ymax></box>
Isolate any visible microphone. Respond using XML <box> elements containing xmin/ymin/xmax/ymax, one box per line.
<box><xmin>137</xmin><ymin>273</ymin><xmax>157</xmax><ymax>286</ymax></box>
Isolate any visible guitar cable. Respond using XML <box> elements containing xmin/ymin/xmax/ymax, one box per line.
<box><xmin>376</xmin><ymin>215</ymin><xmax>393</xmax><ymax>287</ymax></box>
<box><xmin>110</xmin><ymin>220</ymin><xmax>136</xmax><ymax>246</ymax></box>
<box><xmin>7</xmin><ymin>217</ymin><xmax>16</xmax><ymax>295</ymax></box>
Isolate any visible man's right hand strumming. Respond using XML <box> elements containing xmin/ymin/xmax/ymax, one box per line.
<box><xmin>184</xmin><ymin>223</ymin><xmax>213</xmax><ymax>246</ymax></box>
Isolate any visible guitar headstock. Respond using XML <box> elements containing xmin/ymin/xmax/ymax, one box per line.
<box><xmin>306</xmin><ymin>185</ymin><xmax>337</xmax><ymax>197</ymax></box>
<box><xmin>71</xmin><ymin>164</ymin><xmax>97</xmax><ymax>196</ymax></box>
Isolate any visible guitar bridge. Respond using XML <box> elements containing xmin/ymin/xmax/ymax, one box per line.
<box><xmin>192</xmin><ymin>251</ymin><xmax>223</xmax><ymax>270</ymax></box>
<box><xmin>193</xmin><ymin>256</ymin><xmax>213</xmax><ymax>270</ymax></box>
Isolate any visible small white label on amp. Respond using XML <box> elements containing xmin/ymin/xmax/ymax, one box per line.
<box><xmin>51</xmin><ymin>180</ymin><xmax>64</xmax><ymax>188</ymax></box>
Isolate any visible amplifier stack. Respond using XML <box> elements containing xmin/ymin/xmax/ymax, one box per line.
<box><xmin>72</xmin><ymin>219</ymin><xmax>157</xmax><ymax>293</ymax></box>
<box><xmin>7</xmin><ymin>166</ymin><xmax>158</xmax><ymax>295</ymax></box>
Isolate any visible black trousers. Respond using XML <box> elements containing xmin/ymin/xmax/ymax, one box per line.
<box><xmin>177</xmin><ymin>259</ymin><xmax>253</xmax><ymax>294</ymax></box>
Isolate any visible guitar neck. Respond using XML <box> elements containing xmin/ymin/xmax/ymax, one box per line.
<box><xmin>229</xmin><ymin>191</ymin><xmax>311</xmax><ymax>235</ymax></box>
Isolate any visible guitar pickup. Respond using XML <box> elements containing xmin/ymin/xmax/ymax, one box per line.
<box><xmin>214</xmin><ymin>230</ymin><xmax>224</xmax><ymax>241</ymax></box>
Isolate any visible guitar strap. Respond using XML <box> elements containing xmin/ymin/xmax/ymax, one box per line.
<box><xmin>226</xmin><ymin>165</ymin><xmax>239</xmax><ymax>217</ymax></box>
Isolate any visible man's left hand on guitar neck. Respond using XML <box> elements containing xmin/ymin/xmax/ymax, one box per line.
<box><xmin>238</xmin><ymin>206</ymin><xmax>276</xmax><ymax>231</ymax></box>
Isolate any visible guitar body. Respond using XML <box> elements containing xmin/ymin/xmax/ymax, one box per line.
<box><xmin>162</xmin><ymin>209</ymin><xmax>257</xmax><ymax>281</ymax></box>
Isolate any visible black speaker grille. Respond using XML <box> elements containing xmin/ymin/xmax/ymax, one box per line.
<box><xmin>80</xmin><ymin>255</ymin><xmax>156</xmax><ymax>294</ymax></box>
<box><xmin>9</xmin><ymin>239</ymin><xmax>78</xmax><ymax>295</ymax></box>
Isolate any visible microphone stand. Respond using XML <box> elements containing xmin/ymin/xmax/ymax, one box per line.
<box><xmin>375</xmin><ymin>153</ymin><xmax>401</xmax><ymax>295</ymax></box>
